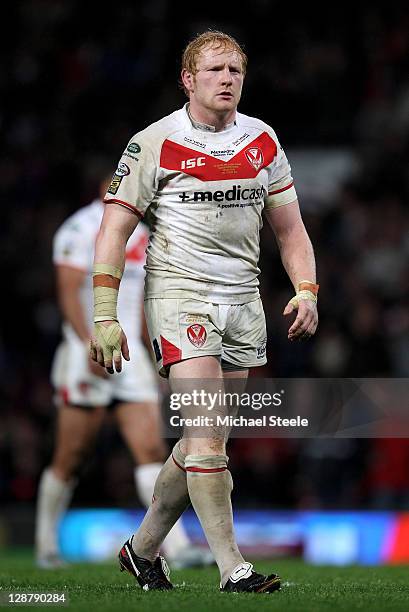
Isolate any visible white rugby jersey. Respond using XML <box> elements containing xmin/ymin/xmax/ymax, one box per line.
<box><xmin>53</xmin><ymin>199</ymin><xmax>149</xmax><ymax>342</ymax></box>
<box><xmin>105</xmin><ymin>104</ymin><xmax>297</xmax><ymax>304</ymax></box>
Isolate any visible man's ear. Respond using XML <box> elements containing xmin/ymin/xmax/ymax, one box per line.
<box><xmin>181</xmin><ymin>69</ymin><xmax>194</xmax><ymax>93</ymax></box>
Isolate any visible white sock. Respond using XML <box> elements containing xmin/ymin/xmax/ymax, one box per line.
<box><xmin>35</xmin><ymin>468</ymin><xmax>75</xmax><ymax>558</ymax></box>
<box><xmin>185</xmin><ymin>455</ymin><xmax>244</xmax><ymax>585</ymax></box>
<box><xmin>134</xmin><ymin>461</ymin><xmax>190</xmax><ymax>559</ymax></box>
<box><xmin>134</xmin><ymin>463</ymin><xmax>163</xmax><ymax>507</ymax></box>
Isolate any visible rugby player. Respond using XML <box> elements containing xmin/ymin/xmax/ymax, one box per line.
<box><xmin>90</xmin><ymin>31</ymin><xmax>318</xmax><ymax>593</ymax></box>
<box><xmin>35</xmin><ymin>176</ymin><xmax>213</xmax><ymax>570</ymax></box>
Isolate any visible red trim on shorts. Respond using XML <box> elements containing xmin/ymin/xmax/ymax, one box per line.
<box><xmin>172</xmin><ymin>455</ymin><xmax>186</xmax><ymax>472</ymax></box>
<box><xmin>60</xmin><ymin>386</ymin><xmax>70</xmax><ymax>405</ymax></box>
<box><xmin>268</xmin><ymin>182</ymin><xmax>294</xmax><ymax>195</ymax></box>
<box><xmin>103</xmin><ymin>198</ymin><xmax>144</xmax><ymax>219</ymax></box>
<box><xmin>185</xmin><ymin>466</ymin><xmax>227</xmax><ymax>473</ymax></box>
<box><xmin>160</xmin><ymin>335</ymin><xmax>182</xmax><ymax>367</ymax></box>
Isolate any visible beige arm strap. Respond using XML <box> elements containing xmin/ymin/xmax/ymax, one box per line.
<box><xmin>93</xmin><ymin>263</ymin><xmax>123</xmax><ymax>322</ymax></box>
<box><xmin>288</xmin><ymin>280</ymin><xmax>319</xmax><ymax>309</ymax></box>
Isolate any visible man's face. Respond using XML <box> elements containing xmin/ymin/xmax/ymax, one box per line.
<box><xmin>185</xmin><ymin>44</ymin><xmax>244</xmax><ymax>114</ymax></box>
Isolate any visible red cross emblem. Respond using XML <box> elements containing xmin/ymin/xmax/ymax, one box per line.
<box><xmin>187</xmin><ymin>324</ymin><xmax>207</xmax><ymax>348</ymax></box>
<box><xmin>245</xmin><ymin>147</ymin><xmax>264</xmax><ymax>171</ymax></box>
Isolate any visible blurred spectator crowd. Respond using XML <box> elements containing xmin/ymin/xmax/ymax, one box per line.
<box><xmin>1</xmin><ymin>2</ymin><xmax>408</xmax><ymax>511</ymax></box>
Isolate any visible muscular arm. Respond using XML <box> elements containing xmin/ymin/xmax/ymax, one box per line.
<box><xmin>264</xmin><ymin>200</ymin><xmax>318</xmax><ymax>340</ymax></box>
<box><xmin>264</xmin><ymin>200</ymin><xmax>316</xmax><ymax>288</ymax></box>
<box><xmin>91</xmin><ymin>203</ymin><xmax>140</xmax><ymax>372</ymax></box>
<box><xmin>94</xmin><ymin>203</ymin><xmax>140</xmax><ymax>271</ymax></box>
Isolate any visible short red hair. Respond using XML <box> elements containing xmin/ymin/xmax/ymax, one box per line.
<box><xmin>180</xmin><ymin>30</ymin><xmax>247</xmax><ymax>95</ymax></box>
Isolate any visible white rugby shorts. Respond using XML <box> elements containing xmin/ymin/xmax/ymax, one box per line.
<box><xmin>51</xmin><ymin>336</ymin><xmax>158</xmax><ymax>407</ymax></box>
<box><xmin>144</xmin><ymin>297</ymin><xmax>267</xmax><ymax>377</ymax></box>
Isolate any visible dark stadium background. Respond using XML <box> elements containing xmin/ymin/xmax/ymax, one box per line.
<box><xmin>1</xmin><ymin>2</ymin><xmax>408</xmax><ymax>545</ymax></box>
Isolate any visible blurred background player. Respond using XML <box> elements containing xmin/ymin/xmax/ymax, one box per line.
<box><xmin>35</xmin><ymin>174</ymin><xmax>213</xmax><ymax>570</ymax></box>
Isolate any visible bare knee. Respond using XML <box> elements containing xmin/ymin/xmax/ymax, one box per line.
<box><xmin>135</xmin><ymin>440</ymin><xmax>167</xmax><ymax>464</ymax></box>
<box><xmin>184</xmin><ymin>437</ymin><xmax>226</xmax><ymax>456</ymax></box>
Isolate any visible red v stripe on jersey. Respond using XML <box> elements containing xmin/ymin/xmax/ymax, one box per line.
<box><xmin>160</xmin><ymin>132</ymin><xmax>277</xmax><ymax>182</ymax></box>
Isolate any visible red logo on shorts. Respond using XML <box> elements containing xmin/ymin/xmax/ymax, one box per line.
<box><xmin>187</xmin><ymin>324</ymin><xmax>207</xmax><ymax>348</ymax></box>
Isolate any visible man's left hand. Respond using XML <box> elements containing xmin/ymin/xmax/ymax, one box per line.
<box><xmin>283</xmin><ymin>298</ymin><xmax>318</xmax><ymax>341</ymax></box>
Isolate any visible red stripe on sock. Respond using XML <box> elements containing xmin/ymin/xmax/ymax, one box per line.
<box><xmin>172</xmin><ymin>455</ymin><xmax>186</xmax><ymax>472</ymax></box>
<box><xmin>185</xmin><ymin>466</ymin><xmax>226</xmax><ymax>473</ymax></box>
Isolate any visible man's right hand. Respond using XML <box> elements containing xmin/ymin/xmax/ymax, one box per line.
<box><xmin>90</xmin><ymin>320</ymin><xmax>130</xmax><ymax>374</ymax></box>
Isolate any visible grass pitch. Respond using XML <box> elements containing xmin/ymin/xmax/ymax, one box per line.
<box><xmin>1</xmin><ymin>550</ymin><xmax>409</xmax><ymax>612</ymax></box>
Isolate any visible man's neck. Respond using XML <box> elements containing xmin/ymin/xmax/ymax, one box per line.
<box><xmin>187</xmin><ymin>103</ymin><xmax>236</xmax><ymax>133</ymax></box>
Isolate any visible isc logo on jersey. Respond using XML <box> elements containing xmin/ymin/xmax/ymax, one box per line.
<box><xmin>181</xmin><ymin>157</ymin><xmax>206</xmax><ymax>170</ymax></box>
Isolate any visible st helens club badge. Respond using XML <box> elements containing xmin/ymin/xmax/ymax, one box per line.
<box><xmin>187</xmin><ymin>324</ymin><xmax>207</xmax><ymax>348</ymax></box>
<box><xmin>245</xmin><ymin>147</ymin><xmax>264</xmax><ymax>172</ymax></box>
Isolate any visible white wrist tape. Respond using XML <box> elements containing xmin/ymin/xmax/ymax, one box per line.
<box><xmin>94</xmin><ymin>286</ymin><xmax>119</xmax><ymax>322</ymax></box>
<box><xmin>94</xmin><ymin>321</ymin><xmax>123</xmax><ymax>358</ymax></box>
<box><xmin>93</xmin><ymin>263</ymin><xmax>123</xmax><ymax>322</ymax></box>
<box><xmin>289</xmin><ymin>289</ymin><xmax>318</xmax><ymax>309</ymax></box>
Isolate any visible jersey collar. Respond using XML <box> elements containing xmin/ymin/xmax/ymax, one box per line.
<box><xmin>184</xmin><ymin>103</ymin><xmax>237</xmax><ymax>133</ymax></box>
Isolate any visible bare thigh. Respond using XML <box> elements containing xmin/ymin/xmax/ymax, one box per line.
<box><xmin>115</xmin><ymin>401</ymin><xmax>167</xmax><ymax>464</ymax></box>
<box><xmin>170</xmin><ymin>356</ymin><xmax>228</xmax><ymax>456</ymax></box>
<box><xmin>51</xmin><ymin>404</ymin><xmax>106</xmax><ymax>481</ymax></box>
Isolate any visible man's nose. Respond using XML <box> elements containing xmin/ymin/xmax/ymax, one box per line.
<box><xmin>220</xmin><ymin>67</ymin><xmax>233</xmax><ymax>84</ymax></box>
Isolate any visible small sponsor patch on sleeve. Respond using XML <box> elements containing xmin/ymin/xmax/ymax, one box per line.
<box><xmin>127</xmin><ymin>142</ymin><xmax>141</xmax><ymax>154</ymax></box>
<box><xmin>107</xmin><ymin>163</ymin><xmax>131</xmax><ymax>195</ymax></box>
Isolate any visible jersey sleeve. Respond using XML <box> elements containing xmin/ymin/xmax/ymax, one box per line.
<box><xmin>52</xmin><ymin>219</ymin><xmax>91</xmax><ymax>271</ymax></box>
<box><xmin>264</xmin><ymin>130</ymin><xmax>297</xmax><ymax>209</ymax></box>
<box><xmin>103</xmin><ymin>133</ymin><xmax>159</xmax><ymax>217</ymax></box>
